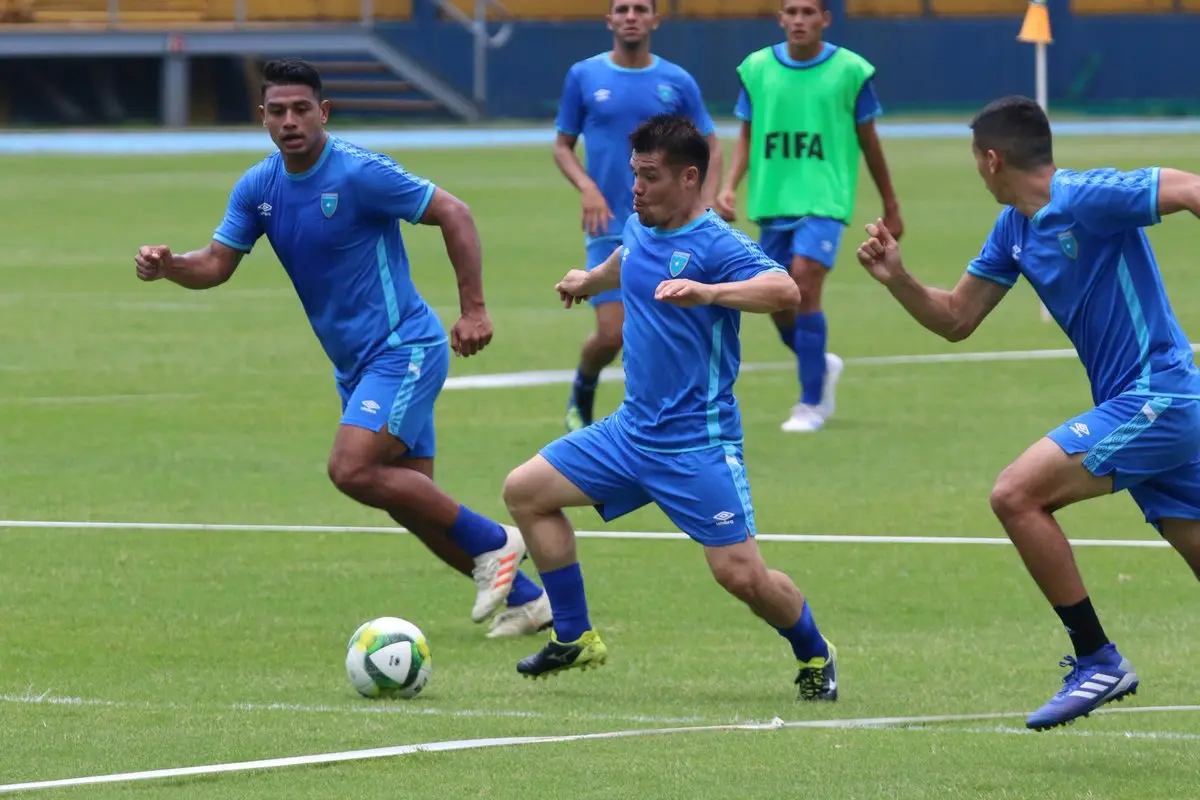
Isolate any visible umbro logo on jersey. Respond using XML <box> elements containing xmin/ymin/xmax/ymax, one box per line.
<box><xmin>257</xmin><ymin>202</ymin><xmax>272</xmax><ymax>217</ymax></box>
<box><xmin>593</xmin><ymin>89</ymin><xmax>611</xmax><ymax>102</ymax></box>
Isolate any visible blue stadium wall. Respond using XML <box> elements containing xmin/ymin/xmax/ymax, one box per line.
<box><xmin>379</xmin><ymin>8</ymin><xmax>1200</xmax><ymax>119</ymax></box>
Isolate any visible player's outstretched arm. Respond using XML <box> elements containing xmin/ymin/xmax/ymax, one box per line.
<box><xmin>1156</xmin><ymin>168</ymin><xmax>1200</xmax><ymax>219</ymax></box>
<box><xmin>704</xmin><ymin>270</ymin><xmax>799</xmax><ymax>314</ymax></box>
<box><xmin>556</xmin><ymin>245</ymin><xmax>622</xmax><ymax>308</ymax></box>
<box><xmin>418</xmin><ymin>187</ymin><xmax>493</xmax><ymax>357</ymax></box>
<box><xmin>134</xmin><ymin>241</ymin><xmax>244</xmax><ymax>290</ymax></box>
<box><xmin>856</xmin><ymin>219</ymin><xmax>1007</xmax><ymax>342</ymax></box>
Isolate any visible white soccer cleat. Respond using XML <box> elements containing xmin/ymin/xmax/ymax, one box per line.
<box><xmin>816</xmin><ymin>352</ymin><xmax>844</xmax><ymax>419</ymax></box>
<box><xmin>470</xmin><ymin>525</ymin><xmax>527</xmax><ymax>623</ymax></box>
<box><xmin>486</xmin><ymin>592</ymin><xmax>553</xmax><ymax>639</ymax></box>
<box><xmin>781</xmin><ymin>403</ymin><xmax>825</xmax><ymax>433</ymax></box>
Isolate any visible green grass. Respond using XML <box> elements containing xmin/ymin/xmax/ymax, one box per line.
<box><xmin>1</xmin><ymin>132</ymin><xmax>1199</xmax><ymax>797</ymax></box>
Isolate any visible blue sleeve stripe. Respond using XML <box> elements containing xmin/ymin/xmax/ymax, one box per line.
<box><xmin>409</xmin><ymin>182</ymin><xmax>436</xmax><ymax>224</ymax></box>
<box><xmin>1149</xmin><ymin>166</ymin><xmax>1162</xmax><ymax>225</ymax></box>
<box><xmin>759</xmin><ymin>266</ymin><xmax>788</xmax><ymax>275</ymax></box>
<box><xmin>734</xmin><ymin>109</ymin><xmax>751</xmax><ymax>122</ymax></box>
<box><xmin>855</xmin><ymin>108</ymin><xmax>881</xmax><ymax>125</ymax></box>
<box><xmin>966</xmin><ymin>263</ymin><xmax>1016</xmax><ymax>288</ymax></box>
<box><xmin>555</xmin><ymin>126</ymin><xmax>580</xmax><ymax>137</ymax></box>
<box><xmin>213</xmin><ymin>232</ymin><xmax>252</xmax><ymax>253</ymax></box>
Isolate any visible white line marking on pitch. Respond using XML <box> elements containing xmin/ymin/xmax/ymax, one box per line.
<box><xmin>0</xmin><ymin>519</ymin><xmax>1171</xmax><ymax>548</ymax></box>
<box><xmin>1</xmin><ymin>705</ymin><xmax>1194</xmax><ymax>794</ymax></box>
<box><xmin>439</xmin><ymin>344</ymin><xmax>1200</xmax><ymax>392</ymax></box>
<box><xmin>0</xmin><ymin>692</ymin><xmax>709</xmax><ymax>727</ymax></box>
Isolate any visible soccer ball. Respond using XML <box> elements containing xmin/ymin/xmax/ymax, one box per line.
<box><xmin>345</xmin><ymin>616</ymin><xmax>432</xmax><ymax>699</ymax></box>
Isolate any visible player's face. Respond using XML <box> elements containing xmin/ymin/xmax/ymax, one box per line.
<box><xmin>630</xmin><ymin>150</ymin><xmax>699</xmax><ymax>227</ymax></box>
<box><xmin>608</xmin><ymin>1</ymin><xmax>659</xmax><ymax>49</ymax></box>
<box><xmin>259</xmin><ymin>84</ymin><xmax>331</xmax><ymax>158</ymax></box>
<box><xmin>779</xmin><ymin>0</ymin><xmax>829</xmax><ymax>48</ymax></box>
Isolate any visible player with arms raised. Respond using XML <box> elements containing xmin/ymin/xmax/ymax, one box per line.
<box><xmin>719</xmin><ymin>0</ymin><xmax>901</xmax><ymax>433</ymax></box>
<box><xmin>554</xmin><ymin>0</ymin><xmax>722</xmax><ymax>433</ymax></box>
<box><xmin>134</xmin><ymin>59</ymin><xmax>551</xmax><ymax>639</ymax></box>
<box><xmin>857</xmin><ymin>95</ymin><xmax>1200</xmax><ymax>730</ymax></box>
<box><xmin>504</xmin><ymin>115</ymin><xmax>839</xmax><ymax>701</ymax></box>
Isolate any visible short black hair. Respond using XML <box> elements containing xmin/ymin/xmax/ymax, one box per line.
<box><xmin>970</xmin><ymin>95</ymin><xmax>1053</xmax><ymax>171</ymax></box>
<box><xmin>629</xmin><ymin>113</ymin><xmax>710</xmax><ymax>184</ymax></box>
<box><xmin>261</xmin><ymin>58</ymin><xmax>323</xmax><ymax>101</ymax></box>
<box><xmin>781</xmin><ymin>0</ymin><xmax>828</xmax><ymax>11</ymax></box>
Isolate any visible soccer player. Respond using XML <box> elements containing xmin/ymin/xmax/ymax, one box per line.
<box><xmin>717</xmin><ymin>0</ymin><xmax>902</xmax><ymax>434</ymax></box>
<box><xmin>503</xmin><ymin>114</ymin><xmax>839</xmax><ymax>700</ymax></box>
<box><xmin>855</xmin><ymin>95</ymin><xmax>1200</xmax><ymax>730</ymax></box>
<box><xmin>133</xmin><ymin>58</ymin><xmax>551</xmax><ymax>640</ymax></box>
<box><xmin>554</xmin><ymin>0</ymin><xmax>722</xmax><ymax>433</ymax></box>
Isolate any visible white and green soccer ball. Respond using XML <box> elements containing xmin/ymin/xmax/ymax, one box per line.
<box><xmin>345</xmin><ymin>616</ymin><xmax>432</xmax><ymax>699</ymax></box>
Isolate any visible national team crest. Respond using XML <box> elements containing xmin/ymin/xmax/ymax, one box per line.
<box><xmin>669</xmin><ymin>250</ymin><xmax>691</xmax><ymax>277</ymax></box>
<box><xmin>656</xmin><ymin>84</ymin><xmax>675</xmax><ymax>106</ymax></box>
<box><xmin>1058</xmin><ymin>229</ymin><xmax>1078</xmax><ymax>260</ymax></box>
<box><xmin>320</xmin><ymin>192</ymin><xmax>339</xmax><ymax>218</ymax></box>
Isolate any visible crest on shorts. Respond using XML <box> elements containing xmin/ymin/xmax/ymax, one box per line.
<box><xmin>320</xmin><ymin>192</ymin><xmax>339</xmax><ymax>218</ymax></box>
<box><xmin>1058</xmin><ymin>229</ymin><xmax>1077</xmax><ymax>260</ymax></box>
<box><xmin>669</xmin><ymin>250</ymin><xmax>691</xmax><ymax>277</ymax></box>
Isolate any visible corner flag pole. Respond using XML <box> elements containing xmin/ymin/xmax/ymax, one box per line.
<box><xmin>1018</xmin><ymin>0</ymin><xmax>1054</xmax><ymax>322</ymax></box>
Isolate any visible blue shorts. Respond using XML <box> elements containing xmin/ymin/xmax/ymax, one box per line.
<box><xmin>758</xmin><ymin>217</ymin><xmax>845</xmax><ymax>270</ymax></box>
<box><xmin>539</xmin><ymin>415</ymin><xmax>756</xmax><ymax>547</ymax></box>
<box><xmin>336</xmin><ymin>341</ymin><xmax>450</xmax><ymax>459</ymax></box>
<box><xmin>1047</xmin><ymin>393</ymin><xmax>1200</xmax><ymax>528</ymax></box>
<box><xmin>586</xmin><ymin>237</ymin><xmax>623</xmax><ymax>307</ymax></box>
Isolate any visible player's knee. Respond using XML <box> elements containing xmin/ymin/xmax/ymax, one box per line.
<box><xmin>328</xmin><ymin>453</ymin><xmax>376</xmax><ymax>501</ymax></box>
<box><xmin>501</xmin><ymin>461</ymin><xmax>545</xmax><ymax>518</ymax></box>
<box><xmin>710</xmin><ymin>557</ymin><xmax>767</xmax><ymax>604</ymax></box>
<box><xmin>989</xmin><ymin>468</ymin><xmax>1037</xmax><ymax>522</ymax></box>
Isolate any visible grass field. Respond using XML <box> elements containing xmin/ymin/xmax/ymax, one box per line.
<box><xmin>2</xmin><ymin>129</ymin><xmax>1199</xmax><ymax>797</ymax></box>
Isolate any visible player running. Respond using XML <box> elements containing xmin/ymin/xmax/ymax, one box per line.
<box><xmin>856</xmin><ymin>95</ymin><xmax>1200</xmax><ymax>730</ymax></box>
<box><xmin>504</xmin><ymin>115</ymin><xmax>839</xmax><ymax>701</ymax></box>
<box><xmin>133</xmin><ymin>59</ymin><xmax>551</xmax><ymax>640</ymax></box>
<box><xmin>554</xmin><ymin>0</ymin><xmax>722</xmax><ymax>433</ymax></box>
<box><xmin>718</xmin><ymin>0</ymin><xmax>901</xmax><ymax>433</ymax></box>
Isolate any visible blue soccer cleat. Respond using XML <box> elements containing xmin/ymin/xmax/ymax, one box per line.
<box><xmin>1026</xmin><ymin>643</ymin><xmax>1139</xmax><ymax>731</ymax></box>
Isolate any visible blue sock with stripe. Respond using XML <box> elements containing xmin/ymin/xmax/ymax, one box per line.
<box><xmin>776</xmin><ymin>601</ymin><xmax>829</xmax><ymax>662</ymax></box>
<box><xmin>793</xmin><ymin>311</ymin><xmax>827</xmax><ymax>406</ymax></box>
<box><xmin>445</xmin><ymin>504</ymin><xmax>506</xmax><ymax>557</ymax></box>
<box><xmin>541</xmin><ymin>562</ymin><xmax>591</xmax><ymax>643</ymax></box>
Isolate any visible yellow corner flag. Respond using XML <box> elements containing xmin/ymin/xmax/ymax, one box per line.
<box><xmin>1018</xmin><ymin>0</ymin><xmax>1053</xmax><ymax>45</ymax></box>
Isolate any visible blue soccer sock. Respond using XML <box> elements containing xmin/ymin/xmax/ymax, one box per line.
<box><xmin>445</xmin><ymin>504</ymin><xmax>507</xmax><ymax>558</ymax></box>
<box><xmin>541</xmin><ymin>562</ymin><xmax>591</xmax><ymax>642</ymax></box>
<box><xmin>776</xmin><ymin>601</ymin><xmax>830</xmax><ymax>662</ymax></box>
<box><xmin>775</xmin><ymin>320</ymin><xmax>798</xmax><ymax>355</ymax></box>
<box><xmin>792</xmin><ymin>311</ymin><xmax>828</xmax><ymax>406</ymax></box>
<box><xmin>571</xmin><ymin>369</ymin><xmax>599</xmax><ymax>422</ymax></box>
<box><xmin>506</xmin><ymin>570</ymin><xmax>545</xmax><ymax>607</ymax></box>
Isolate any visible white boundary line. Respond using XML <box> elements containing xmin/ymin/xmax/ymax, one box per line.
<box><xmin>1</xmin><ymin>705</ymin><xmax>1195</xmax><ymax>793</ymax></box>
<box><xmin>440</xmin><ymin>344</ymin><xmax>1200</xmax><ymax>392</ymax></box>
<box><xmin>0</xmin><ymin>519</ymin><xmax>1170</xmax><ymax>549</ymax></box>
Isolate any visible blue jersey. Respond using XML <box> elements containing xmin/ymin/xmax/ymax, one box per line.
<box><xmin>967</xmin><ymin>167</ymin><xmax>1200</xmax><ymax>404</ymax></box>
<box><xmin>612</xmin><ymin>210</ymin><xmax>786</xmax><ymax>452</ymax></box>
<box><xmin>735</xmin><ymin>42</ymin><xmax>882</xmax><ymax>232</ymax></box>
<box><xmin>213</xmin><ymin>135</ymin><xmax>446</xmax><ymax>383</ymax></box>
<box><xmin>555</xmin><ymin>53</ymin><xmax>716</xmax><ymax>243</ymax></box>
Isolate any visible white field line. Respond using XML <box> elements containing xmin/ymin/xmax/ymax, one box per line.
<box><xmin>0</xmin><ymin>518</ymin><xmax>1171</xmax><ymax>549</ymax></box>
<box><xmin>1</xmin><ymin>704</ymin><xmax>1195</xmax><ymax>794</ymax></box>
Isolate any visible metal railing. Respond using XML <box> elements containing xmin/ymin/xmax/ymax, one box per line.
<box><xmin>430</xmin><ymin>0</ymin><xmax>513</xmax><ymax>108</ymax></box>
<box><xmin>11</xmin><ymin>0</ymin><xmax>406</xmax><ymax>27</ymax></box>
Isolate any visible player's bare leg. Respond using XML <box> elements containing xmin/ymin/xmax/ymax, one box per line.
<box><xmin>567</xmin><ymin>302</ymin><xmax>624</xmax><ymax>431</ymax></box>
<box><xmin>503</xmin><ymin>455</ymin><xmax>608</xmax><ymax>677</ymax></box>
<box><xmin>778</xmin><ymin>255</ymin><xmax>842</xmax><ymax>433</ymax></box>
<box><xmin>991</xmin><ymin>436</ymin><xmax>1140</xmax><ymax>730</ymax></box>
<box><xmin>705</xmin><ymin>538</ymin><xmax>837</xmax><ymax>700</ymax></box>
<box><xmin>329</xmin><ymin>424</ymin><xmax>540</xmax><ymax>627</ymax></box>
<box><xmin>1159</xmin><ymin>518</ymin><xmax>1200</xmax><ymax>581</ymax></box>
